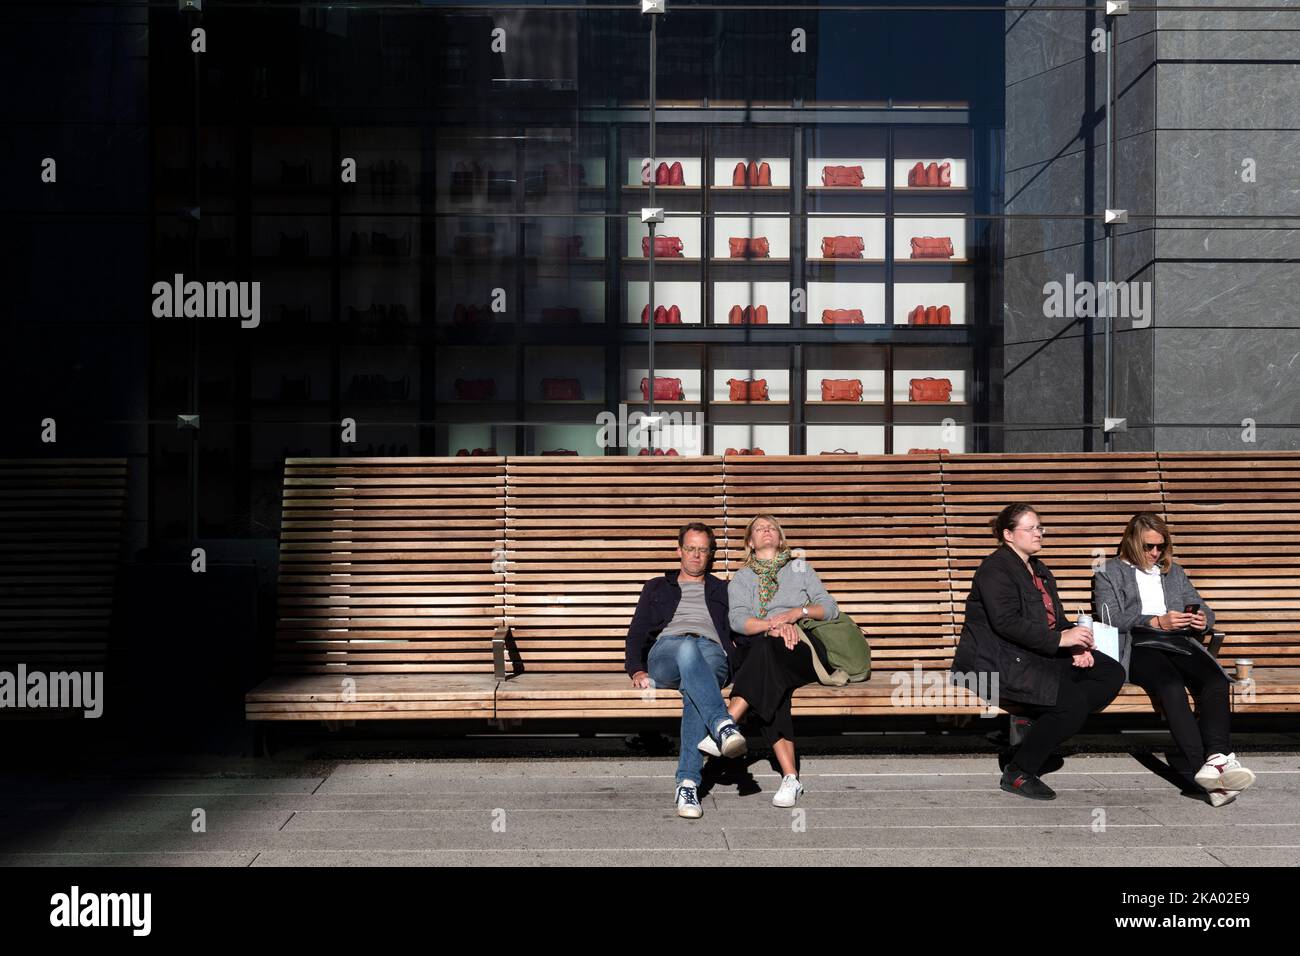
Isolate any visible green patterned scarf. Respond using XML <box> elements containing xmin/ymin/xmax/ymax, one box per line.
<box><xmin>748</xmin><ymin>548</ymin><xmax>792</xmax><ymax>617</ymax></box>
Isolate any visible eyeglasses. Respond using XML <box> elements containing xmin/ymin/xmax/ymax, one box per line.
<box><xmin>681</xmin><ymin>546</ymin><xmax>711</xmax><ymax>556</ymax></box>
<box><xmin>752</xmin><ymin>525</ymin><xmax>778</xmax><ymax>534</ymax></box>
<box><xmin>1014</xmin><ymin>525</ymin><xmax>1046</xmax><ymax>535</ymax></box>
<box><xmin>1142</xmin><ymin>542</ymin><xmax>1166</xmax><ymax>552</ymax></box>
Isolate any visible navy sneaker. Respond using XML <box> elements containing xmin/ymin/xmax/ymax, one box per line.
<box><xmin>698</xmin><ymin>719</ymin><xmax>747</xmax><ymax>759</ymax></box>
<box><xmin>675</xmin><ymin>782</ymin><xmax>703</xmax><ymax>819</ymax></box>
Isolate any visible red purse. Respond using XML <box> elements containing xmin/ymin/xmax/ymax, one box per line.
<box><xmin>909</xmin><ymin>377</ymin><xmax>953</xmax><ymax>402</ymax></box>
<box><xmin>907</xmin><ymin>161</ymin><xmax>926</xmax><ymax>187</ymax></box>
<box><xmin>655</xmin><ymin>161</ymin><xmax>670</xmax><ymax>185</ymax></box>
<box><xmin>454</xmin><ymin>378</ymin><xmax>495</xmax><ymax>401</ymax></box>
<box><xmin>727</xmin><ymin>378</ymin><xmax>769</xmax><ymax>401</ymax></box>
<box><xmin>728</xmin><ymin>237</ymin><xmax>770</xmax><ymax>258</ymax></box>
<box><xmin>670</xmin><ymin>161</ymin><xmax>684</xmax><ymax>186</ymax></box>
<box><xmin>542</xmin><ymin>377</ymin><xmax>582</xmax><ymax>400</ymax></box>
<box><xmin>821</xmin><ymin>235</ymin><xmax>865</xmax><ymax>259</ymax></box>
<box><xmin>822</xmin><ymin>309</ymin><xmax>864</xmax><ymax>325</ymax></box>
<box><xmin>642</xmin><ymin>235</ymin><xmax>685</xmax><ymax>258</ymax></box>
<box><xmin>724</xmin><ymin>448</ymin><xmax>766</xmax><ymax>456</ymax></box>
<box><xmin>821</xmin><ymin>165</ymin><xmax>865</xmax><ymax>187</ymax></box>
<box><xmin>641</xmin><ymin>376</ymin><xmax>685</xmax><ymax>401</ymax></box>
<box><xmin>820</xmin><ymin>379</ymin><xmax>863</xmax><ymax>401</ymax></box>
<box><xmin>909</xmin><ymin>236</ymin><xmax>955</xmax><ymax>259</ymax></box>
<box><xmin>732</xmin><ymin>161</ymin><xmax>747</xmax><ymax>186</ymax></box>
<box><xmin>728</xmin><ymin>304</ymin><xmax>769</xmax><ymax>324</ymax></box>
<box><xmin>641</xmin><ymin>304</ymin><xmax>682</xmax><ymax>325</ymax></box>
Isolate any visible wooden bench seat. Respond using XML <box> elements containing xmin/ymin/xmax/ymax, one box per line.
<box><xmin>246</xmin><ymin>451</ymin><xmax>1300</xmax><ymax>724</ymax></box>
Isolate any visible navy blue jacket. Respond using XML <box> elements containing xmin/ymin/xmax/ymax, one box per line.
<box><xmin>624</xmin><ymin>570</ymin><xmax>747</xmax><ymax>676</ymax></box>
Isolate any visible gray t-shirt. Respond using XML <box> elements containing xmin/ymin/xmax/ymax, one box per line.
<box><xmin>661</xmin><ymin>581</ymin><xmax>721</xmax><ymax>647</ymax></box>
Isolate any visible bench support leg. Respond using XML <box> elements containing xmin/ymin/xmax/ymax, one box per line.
<box><xmin>492</xmin><ymin>626</ymin><xmax>524</xmax><ymax>680</ymax></box>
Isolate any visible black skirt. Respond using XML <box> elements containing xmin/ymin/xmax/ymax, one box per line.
<box><xmin>729</xmin><ymin>633</ymin><xmax>829</xmax><ymax>744</ymax></box>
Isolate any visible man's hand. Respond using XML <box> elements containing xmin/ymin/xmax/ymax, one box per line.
<box><xmin>630</xmin><ymin>671</ymin><xmax>651</xmax><ymax>689</ymax></box>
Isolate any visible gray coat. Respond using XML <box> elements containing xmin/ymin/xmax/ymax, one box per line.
<box><xmin>728</xmin><ymin>560</ymin><xmax>840</xmax><ymax>633</ymax></box>
<box><xmin>1091</xmin><ymin>556</ymin><xmax>1219</xmax><ymax>679</ymax></box>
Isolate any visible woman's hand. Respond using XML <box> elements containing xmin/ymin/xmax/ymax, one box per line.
<box><xmin>1071</xmin><ymin>649</ymin><xmax>1095</xmax><ymax>668</ymax></box>
<box><xmin>764</xmin><ymin>608</ymin><xmax>803</xmax><ymax>627</ymax></box>
<box><xmin>1152</xmin><ymin>611</ymin><xmax>1194</xmax><ymax>630</ymax></box>
<box><xmin>766</xmin><ymin>621</ymin><xmax>801</xmax><ymax>650</ymax></box>
<box><xmin>1058</xmin><ymin>626</ymin><xmax>1094</xmax><ymax>649</ymax></box>
<box><xmin>1189</xmin><ymin>611</ymin><xmax>1208</xmax><ymax>631</ymax></box>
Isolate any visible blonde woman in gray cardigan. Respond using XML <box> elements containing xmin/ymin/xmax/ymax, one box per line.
<box><xmin>1093</xmin><ymin>511</ymin><xmax>1256</xmax><ymax>807</ymax></box>
<box><xmin>720</xmin><ymin>513</ymin><xmax>840</xmax><ymax>808</ymax></box>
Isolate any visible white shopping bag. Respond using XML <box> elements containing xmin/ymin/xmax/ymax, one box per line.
<box><xmin>1091</xmin><ymin>604</ymin><xmax>1120</xmax><ymax>662</ymax></box>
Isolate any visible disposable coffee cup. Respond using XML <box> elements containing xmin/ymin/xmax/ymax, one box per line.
<box><xmin>1235</xmin><ymin>659</ymin><xmax>1254</xmax><ymax>681</ymax></box>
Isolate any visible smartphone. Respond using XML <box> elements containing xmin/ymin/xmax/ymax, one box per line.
<box><xmin>1184</xmin><ymin>603</ymin><xmax>1201</xmax><ymax>614</ymax></box>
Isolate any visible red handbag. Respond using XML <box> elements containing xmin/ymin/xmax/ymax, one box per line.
<box><xmin>541</xmin><ymin>306</ymin><xmax>581</xmax><ymax>324</ymax></box>
<box><xmin>910</xmin><ymin>236</ymin><xmax>955</xmax><ymax>259</ymax></box>
<box><xmin>670</xmin><ymin>161</ymin><xmax>684</xmax><ymax>186</ymax></box>
<box><xmin>542</xmin><ymin>377</ymin><xmax>582</xmax><ymax>400</ymax></box>
<box><xmin>821</xmin><ymin>235</ymin><xmax>865</xmax><ymax>259</ymax></box>
<box><xmin>641</xmin><ymin>376</ymin><xmax>685</xmax><ymax>401</ymax></box>
<box><xmin>907</xmin><ymin>448</ymin><xmax>945</xmax><ymax>454</ymax></box>
<box><xmin>454</xmin><ymin>378</ymin><xmax>495</xmax><ymax>401</ymax></box>
<box><xmin>727</xmin><ymin>378</ymin><xmax>769</xmax><ymax>401</ymax></box>
<box><xmin>541</xmin><ymin>448</ymin><xmax>579</xmax><ymax>455</ymax></box>
<box><xmin>732</xmin><ymin>161</ymin><xmax>747</xmax><ymax>186</ymax></box>
<box><xmin>728</xmin><ymin>304</ymin><xmax>769</xmax><ymax>324</ymax></box>
<box><xmin>907</xmin><ymin>161</ymin><xmax>926</xmax><ymax>187</ymax></box>
<box><xmin>938</xmin><ymin>162</ymin><xmax>952</xmax><ymax>187</ymax></box>
<box><xmin>543</xmin><ymin>234</ymin><xmax>583</xmax><ymax>257</ymax></box>
<box><xmin>455</xmin><ymin>447</ymin><xmax>497</xmax><ymax>456</ymax></box>
<box><xmin>756</xmin><ymin>161</ymin><xmax>772</xmax><ymax>186</ymax></box>
<box><xmin>642</xmin><ymin>235</ymin><xmax>685</xmax><ymax>258</ymax></box>
<box><xmin>641</xmin><ymin>304</ymin><xmax>682</xmax><ymax>325</ymax></box>
<box><xmin>724</xmin><ymin>448</ymin><xmax>766</xmax><ymax>456</ymax></box>
<box><xmin>909</xmin><ymin>377</ymin><xmax>953</xmax><ymax>402</ymax></box>
<box><xmin>638</xmin><ymin>448</ymin><xmax>681</xmax><ymax>456</ymax></box>
<box><xmin>822</xmin><ymin>309</ymin><xmax>864</xmax><ymax>325</ymax></box>
<box><xmin>821</xmin><ymin>165</ymin><xmax>865</xmax><ymax>187</ymax></box>
<box><xmin>820</xmin><ymin>379</ymin><xmax>863</xmax><ymax>401</ymax></box>
<box><xmin>728</xmin><ymin>236</ymin><xmax>770</xmax><ymax>258</ymax></box>
<box><xmin>655</xmin><ymin>161</ymin><xmax>670</xmax><ymax>185</ymax></box>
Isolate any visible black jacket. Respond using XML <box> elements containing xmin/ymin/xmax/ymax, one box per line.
<box><xmin>951</xmin><ymin>544</ymin><xmax>1073</xmax><ymax>707</ymax></box>
<box><xmin>624</xmin><ymin>570</ymin><xmax>746</xmax><ymax>676</ymax></box>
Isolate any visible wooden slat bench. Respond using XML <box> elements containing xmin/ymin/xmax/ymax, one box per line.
<box><xmin>244</xmin><ymin>458</ymin><xmax>505</xmax><ymax>721</ymax></box>
<box><xmin>0</xmin><ymin>458</ymin><xmax>127</xmax><ymax>671</ymax></box>
<box><xmin>246</xmin><ymin>452</ymin><xmax>1300</xmax><ymax>724</ymax></box>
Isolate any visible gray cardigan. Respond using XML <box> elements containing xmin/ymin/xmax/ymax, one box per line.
<box><xmin>728</xmin><ymin>560</ymin><xmax>840</xmax><ymax>632</ymax></box>
<box><xmin>1091</xmin><ymin>556</ymin><xmax>1218</xmax><ymax>679</ymax></box>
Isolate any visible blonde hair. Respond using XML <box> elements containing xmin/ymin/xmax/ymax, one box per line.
<box><xmin>742</xmin><ymin>513</ymin><xmax>788</xmax><ymax>562</ymax></box>
<box><xmin>1118</xmin><ymin>511</ymin><xmax>1174</xmax><ymax>573</ymax></box>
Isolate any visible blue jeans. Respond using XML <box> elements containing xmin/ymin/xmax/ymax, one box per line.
<box><xmin>647</xmin><ymin>634</ymin><xmax>732</xmax><ymax>787</ymax></box>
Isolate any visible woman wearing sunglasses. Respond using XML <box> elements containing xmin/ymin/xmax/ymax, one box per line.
<box><xmin>952</xmin><ymin>503</ymin><xmax>1125</xmax><ymax>800</ymax></box>
<box><xmin>1093</xmin><ymin>512</ymin><xmax>1256</xmax><ymax>807</ymax></box>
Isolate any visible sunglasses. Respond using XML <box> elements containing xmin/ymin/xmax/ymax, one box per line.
<box><xmin>1142</xmin><ymin>542</ymin><xmax>1166</xmax><ymax>552</ymax></box>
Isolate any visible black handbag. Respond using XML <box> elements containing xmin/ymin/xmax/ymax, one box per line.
<box><xmin>1130</xmin><ymin>623</ymin><xmax>1198</xmax><ymax>656</ymax></box>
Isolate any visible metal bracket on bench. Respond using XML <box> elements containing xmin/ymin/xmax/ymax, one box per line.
<box><xmin>492</xmin><ymin>626</ymin><xmax>524</xmax><ymax>681</ymax></box>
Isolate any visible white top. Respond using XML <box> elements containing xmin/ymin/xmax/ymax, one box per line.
<box><xmin>1128</xmin><ymin>560</ymin><xmax>1167</xmax><ymax>617</ymax></box>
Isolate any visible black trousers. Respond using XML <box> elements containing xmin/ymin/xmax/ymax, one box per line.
<box><xmin>1129</xmin><ymin>645</ymin><xmax>1232</xmax><ymax>775</ymax></box>
<box><xmin>729</xmin><ymin>635</ymin><xmax>825</xmax><ymax>748</ymax></box>
<box><xmin>1010</xmin><ymin>654</ymin><xmax>1126</xmax><ymax>776</ymax></box>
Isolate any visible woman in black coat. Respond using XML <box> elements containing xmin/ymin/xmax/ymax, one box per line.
<box><xmin>951</xmin><ymin>502</ymin><xmax>1125</xmax><ymax>800</ymax></box>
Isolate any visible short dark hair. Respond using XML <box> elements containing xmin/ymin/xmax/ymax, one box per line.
<box><xmin>678</xmin><ymin>522</ymin><xmax>716</xmax><ymax>552</ymax></box>
<box><xmin>990</xmin><ymin>502</ymin><xmax>1039</xmax><ymax>543</ymax></box>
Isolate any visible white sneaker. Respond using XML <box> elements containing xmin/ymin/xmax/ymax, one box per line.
<box><xmin>772</xmin><ymin>774</ymin><xmax>804</xmax><ymax>808</ymax></box>
<box><xmin>697</xmin><ymin>719</ymin><xmax>746</xmax><ymax>759</ymax></box>
<box><xmin>1195</xmin><ymin>753</ymin><xmax>1257</xmax><ymax>793</ymax></box>
<box><xmin>675</xmin><ymin>781</ymin><xmax>702</xmax><ymax>819</ymax></box>
<box><xmin>1207</xmin><ymin>788</ymin><xmax>1240</xmax><ymax>808</ymax></box>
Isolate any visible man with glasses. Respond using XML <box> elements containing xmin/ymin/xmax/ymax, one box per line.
<box><xmin>625</xmin><ymin>522</ymin><xmax>748</xmax><ymax>819</ymax></box>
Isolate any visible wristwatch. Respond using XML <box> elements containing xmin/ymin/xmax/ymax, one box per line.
<box><xmin>800</xmin><ymin>606</ymin><xmax>809</xmax><ymax>618</ymax></box>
